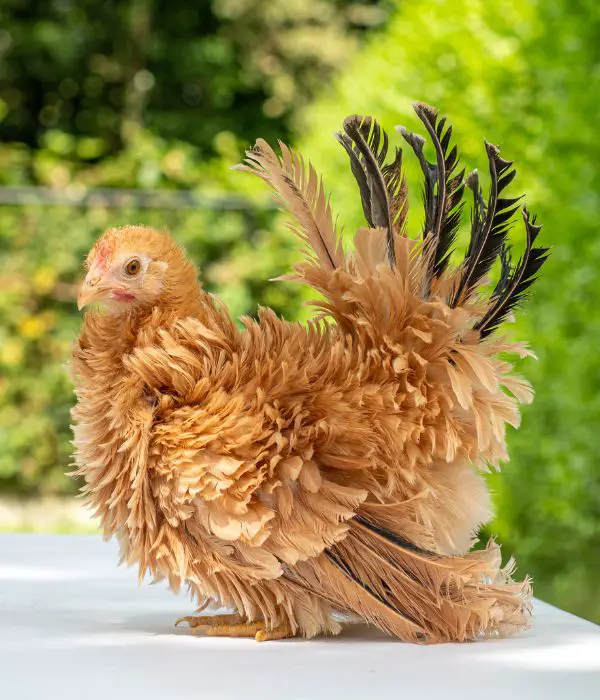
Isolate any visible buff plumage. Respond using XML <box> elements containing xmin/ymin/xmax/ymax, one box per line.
<box><xmin>70</xmin><ymin>102</ymin><xmax>548</xmax><ymax>643</ymax></box>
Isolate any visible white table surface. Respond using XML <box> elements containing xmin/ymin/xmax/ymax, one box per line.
<box><xmin>1</xmin><ymin>535</ymin><xmax>599</xmax><ymax>700</ymax></box>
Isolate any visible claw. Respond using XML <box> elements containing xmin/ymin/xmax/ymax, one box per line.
<box><xmin>174</xmin><ymin>616</ymin><xmax>192</xmax><ymax>628</ymax></box>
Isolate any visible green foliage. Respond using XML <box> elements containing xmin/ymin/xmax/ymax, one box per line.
<box><xmin>0</xmin><ymin>0</ymin><xmax>386</xmax><ymax>168</ymax></box>
<box><xmin>300</xmin><ymin>0</ymin><xmax>600</xmax><ymax>621</ymax></box>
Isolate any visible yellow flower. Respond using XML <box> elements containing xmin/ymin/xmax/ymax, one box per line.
<box><xmin>19</xmin><ymin>316</ymin><xmax>46</xmax><ymax>340</ymax></box>
<box><xmin>32</xmin><ymin>266</ymin><xmax>57</xmax><ymax>294</ymax></box>
<box><xmin>0</xmin><ymin>338</ymin><xmax>24</xmax><ymax>366</ymax></box>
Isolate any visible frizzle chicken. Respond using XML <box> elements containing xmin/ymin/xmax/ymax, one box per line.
<box><xmin>71</xmin><ymin>103</ymin><xmax>549</xmax><ymax>642</ymax></box>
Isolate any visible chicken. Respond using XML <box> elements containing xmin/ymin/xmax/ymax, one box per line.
<box><xmin>71</xmin><ymin>102</ymin><xmax>549</xmax><ymax>643</ymax></box>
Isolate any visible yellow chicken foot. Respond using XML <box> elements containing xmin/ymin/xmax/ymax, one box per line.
<box><xmin>175</xmin><ymin>613</ymin><xmax>243</xmax><ymax>629</ymax></box>
<box><xmin>175</xmin><ymin>614</ymin><xmax>293</xmax><ymax>641</ymax></box>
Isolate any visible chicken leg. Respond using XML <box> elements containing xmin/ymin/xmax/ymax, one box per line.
<box><xmin>175</xmin><ymin>613</ymin><xmax>293</xmax><ymax>641</ymax></box>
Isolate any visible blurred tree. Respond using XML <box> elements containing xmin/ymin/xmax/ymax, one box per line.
<box><xmin>0</xmin><ymin>0</ymin><xmax>387</xmax><ymax>164</ymax></box>
<box><xmin>299</xmin><ymin>0</ymin><xmax>600</xmax><ymax>622</ymax></box>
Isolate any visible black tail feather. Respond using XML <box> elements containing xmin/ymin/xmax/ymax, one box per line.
<box><xmin>334</xmin><ymin>103</ymin><xmax>548</xmax><ymax>336</ymax></box>
<box><xmin>398</xmin><ymin>104</ymin><xmax>465</xmax><ymax>296</ymax></box>
<box><xmin>475</xmin><ymin>208</ymin><xmax>550</xmax><ymax>338</ymax></box>
<box><xmin>451</xmin><ymin>142</ymin><xmax>521</xmax><ymax>306</ymax></box>
<box><xmin>336</xmin><ymin>115</ymin><xmax>397</xmax><ymax>266</ymax></box>
<box><xmin>397</xmin><ymin>125</ymin><xmax>437</xmax><ymax>240</ymax></box>
<box><xmin>381</xmin><ymin>147</ymin><xmax>409</xmax><ymax>235</ymax></box>
<box><xmin>412</xmin><ymin>102</ymin><xmax>465</xmax><ymax>284</ymax></box>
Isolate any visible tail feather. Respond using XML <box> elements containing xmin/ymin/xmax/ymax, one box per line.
<box><xmin>381</xmin><ymin>147</ymin><xmax>409</xmax><ymax>235</ymax></box>
<box><xmin>451</xmin><ymin>143</ymin><xmax>521</xmax><ymax>306</ymax></box>
<box><xmin>293</xmin><ymin>551</ymin><xmax>429</xmax><ymax>642</ymax></box>
<box><xmin>405</xmin><ymin>102</ymin><xmax>466</xmax><ymax>288</ymax></box>
<box><xmin>336</xmin><ymin>115</ymin><xmax>402</xmax><ymax>266</ymax></box>
<box><xmin>476</xmin><ymin>208</ymin><xmax>550</xmax><ymax>337</ymax></box>
<box><xmin>237</xmin><ymin>101</ymin><xmax>548</xmax><ymax>339</ymax></box>
<box><xmin>290</xmin><ymin>517</ymin><xmax>531</xmax><ymax>643</ymax></box>
<box><xmin>350</xmin><ymin>518</ymin><xmax>497</xmax><ymax>598</ymax></box>
<box><xmin>234</xmin><ymin>139</ymin><xmax>344</xmax><ymax>271</ymax></box>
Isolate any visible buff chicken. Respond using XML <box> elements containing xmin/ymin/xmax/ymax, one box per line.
<box><xmin>71</xmin><ymin>102</ymin><xmax>549</xmax><ymax>643</ymax></box>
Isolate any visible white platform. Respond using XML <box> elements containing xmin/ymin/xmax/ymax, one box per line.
<box><xmin>1</xmin><ymin>535</ymin><xmax>599</xmax><ymax>699</ymax></box>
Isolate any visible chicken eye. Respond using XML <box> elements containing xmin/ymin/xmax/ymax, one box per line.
<box><xmin>124</xmin><ymin>258</ymin><xmax>141</xmax><ymax>276</ymax></box>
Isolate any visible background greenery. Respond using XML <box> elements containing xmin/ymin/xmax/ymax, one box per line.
<box><xmin>0</xmin><ymin>0</ymin><xmax>598</xmax><ymax>622</ymax></box>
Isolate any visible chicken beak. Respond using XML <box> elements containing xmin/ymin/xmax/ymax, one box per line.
<box><xmin>77</xmin><ymin>274</ymin><xmax>106</xmax><ymax>310</ymax></box>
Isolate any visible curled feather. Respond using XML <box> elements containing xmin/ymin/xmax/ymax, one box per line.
<box><xmin>412</xmin><ymin>102</ymin><xmax>465</xmax><ymax>283</ymax></box>
<box><xmin>235</xmin><ymin>139</ymin><xmax>344</xmax><ymax>270</ymax></box>
<box><xmin>452</xmin><ymin>142</ymin><xmax>521</xmax><ymax>306</ymax></box>
<box><xmin>476</xmin><ymin>209</ymin><xmax>550</xmax><ymax>337</ymax></box>
<box><xmin>337</xmin><ymin>115</ymin><xmax>404</xmax><ymax>266</ymax></box>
